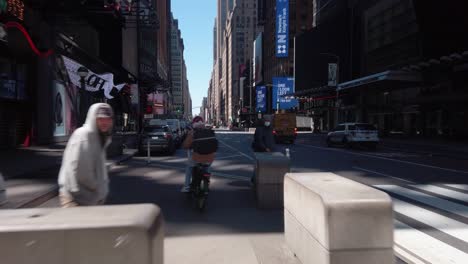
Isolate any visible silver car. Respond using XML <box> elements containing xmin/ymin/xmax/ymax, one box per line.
<box><xmin>326</xmin><ymin>123</ymin><xmax>379</xmax><ymax>149</ymax></box>
<box><xmin>139</xmin><ymin>125</ymin><xmax>176</xmax><ymax>155</ymax></box>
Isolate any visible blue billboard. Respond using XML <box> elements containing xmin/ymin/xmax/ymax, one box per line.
<box><xmin>272</xmin><ymin>77</ymin><xmax>297</xmax><ymax>110</ymax></box>
<box><xmin>275</xmin><ymin>0</ymin><xmax>289</xmax><ymax>58</ymax></box>
<box><xmin>256</xmin><ymin>86</ymin><xmax>267</xmax><ymax>113</ymax></box>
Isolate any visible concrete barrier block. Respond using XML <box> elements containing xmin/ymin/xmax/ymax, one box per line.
<box><xmin>285</xmin><ymin>210</ymin><xmax>394</xmax><ymax>264</ymax></box>
<box><xmin>256</xmin><ymin>184</ymin><xmax>284</xmax><ymax>209</ymax></box>
<box><xmin>254</xmin><ymin>152</ymin><xmax>290</xmax><ymax>185</ymax></box>
<box><xmin>0</xmin><ymin>173</ymin><xmax>6</xmax><ymax>205</ymax></box>
<box><xmin>0</xmin><ymin>204</ymin><xmax>164</xmax><ymax>264</ymax></box>
<box><xmin>284</xmin><ymin>173</ymin><xmax>394</xmax><ymax>264</ymax></box>
<box><xmin>254</xmin><ymin>153</ymin><xmax>290</xmax><ymax>209</ymax></box>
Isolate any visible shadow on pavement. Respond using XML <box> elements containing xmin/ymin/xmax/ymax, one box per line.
<box><xmin>107</xmin><ymin>163</ymin><xmax>283</xmax><ymax>238</ymax></box>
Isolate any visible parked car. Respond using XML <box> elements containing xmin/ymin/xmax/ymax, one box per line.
<box><xmin>166</xmin><ymin>119</ymin><xmax>183</xmax><ymax>146</ymax></box>
<box><xmin>139</xmin><ymin>125</ymin><xmax>176</xmax><ymax>155</ymax></box>
<box><xmin>147</xmin><ymin>119</ymin><xmax>167</xmax><ymax>127</ymax></box>
<box><xmin>326</xmin><ymin>123</ymin><xmax>379</xmax><ymax>149</ymax></box>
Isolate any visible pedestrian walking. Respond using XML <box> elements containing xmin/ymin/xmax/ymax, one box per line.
<box><xmin>58</xmin><ymin>103</ymin><xmax>114</xmax><ymax>207</ymax></box>
<box><xmin>252</xmin><ymin>115</ymin><xmax>275</xmax><ymax>152</ymax></box>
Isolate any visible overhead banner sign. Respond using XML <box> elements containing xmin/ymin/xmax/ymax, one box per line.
<box><xmin>256</xmin><ymin>86</ymin><xmax>267</xmax><ymax>113</ymax></box>
<box><xmin>272</xmin><ymin>77</ymin><xmax>298</xmax><ymax>110</ymax></box>
<box><xmin>61</xmin><ymin>56</ymin><xmax>125</xmax><ymax>99</ymax></box>
<box><xmin>275</xmin><ymin>0</ymin><xmax>289</xmax><ymax>58</ymax></box>
<box><xmin>253</xmin><ymin>33</ymin><xmax>263</xmax><ymax>85</ymax></box>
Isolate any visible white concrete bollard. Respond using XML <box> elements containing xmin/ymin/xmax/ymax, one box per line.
<box><xmin>284</xmin><ymin>173</ymin><xmax>394</xmax><ymax>264</ymax></box>
<box><xmin>0</xmin><ymin>173</ymin><xmax>6</xmax><ymax>206</ymax></box>
<box><xmin>0</xmin><ymin>204</ymin><xmax>164</xmax><ymax>264</ymax></box>
<box><xmin>254</xmin><ymin>152</ymin><xmax>290</xmax><ymax>209</ymax></box>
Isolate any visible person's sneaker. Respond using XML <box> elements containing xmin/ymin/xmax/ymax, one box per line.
<box><xmin>180</xmin><ymin>186</ymin><xmax>191</xmax><ymax>193</ymax></box>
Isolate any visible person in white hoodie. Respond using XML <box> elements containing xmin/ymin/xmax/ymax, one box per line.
<box><xmin>58</xmin><ymin>103</ymin><xmax>114</xmax><ymax>207</ymax></box>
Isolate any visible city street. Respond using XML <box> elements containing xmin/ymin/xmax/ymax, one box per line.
<box><xmin>39</xmin><ymin>132</ymin><xmax>468</xmax><ymax>263</ymax></box>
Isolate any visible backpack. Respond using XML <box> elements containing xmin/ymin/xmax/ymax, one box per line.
<box><xmin>192</xmin><ymin>128</ymin><xmax>218</xmax><ymax>155</ymax></box>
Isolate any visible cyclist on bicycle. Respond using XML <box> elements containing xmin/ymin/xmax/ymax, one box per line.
<box><xmin>181</xmin><ymin>116</ymin><xmax>217</xmax><ymax>192</ymax></box>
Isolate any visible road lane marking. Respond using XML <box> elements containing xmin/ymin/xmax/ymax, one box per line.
<box><xmin>375</xmin><ymin>185</ymin><xmax>468</xmax><ymax>218</ymax></box>
<box><xmin>218</xmin><ymin>140</ymin><xmax>255</xmax><ymax>161</ymax></box>
<box><xmin>352</xmin><ymin>166</ymin><xmax>415</xmax><ymax>184</ymax></box>
<box><xmin>444</xmin><ymin>184</ymin><xmax>468</xmax><ymax>192</ymax></box>
<box><xmin>410</xmin><ymin>185</ymin><xmax>468</xmax><ymax>203</ymax></box>
<box><xmin>212</xmin><ymin>172</ymin><xmax>250</xmax><ymax>181</ymax></box>
<box><xmin>394</xmin><ymin>220</ymin><xmax>468</xmax><ymax>264</ymax></box>
<box><xmin>137</xmin><ymin>161</ymin><xmax>251</xmax><ymax>181</ymax></box>
<box><xmin>392</xmin><ymin>198</ymin><xmax>468</xmax><ymax>243</ymax></box>
<box><xmin>297</xmin><ymin>144</ymin><xmax>468</xmax><ymax>174</ymax></box>
<box><xmin>215</xmin><ymin>154</ymin><xmax>244</xmax><ymax>160</ymax></box>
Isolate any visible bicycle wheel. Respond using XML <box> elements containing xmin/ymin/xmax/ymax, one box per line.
<box><xmin>202</xmin><ymin>178</ymin><xmax>210</xmax><ymax>195</ymax></box>
<box><xmin>197</xmin><ymin>196</ymin><xmax>206</xmax><ymax>212</ymax></box>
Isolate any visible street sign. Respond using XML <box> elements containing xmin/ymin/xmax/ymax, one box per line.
<box><xmin>328</xmin><ymin>63</ymin><xmax>338</xmax><ymax>86</ymax></box>
<box><xmin>256</xmin><ymin>86</ymin><xmax>267</xmax><ymax>113</ymax></box>
<box><xmin>272</xmin><ymin>77</ymin><xmax>298</xmax><ymax>110</ymax></box>
<box><xmin>275</xmin><ymin>0</ymin><xmax>289</xmax><ymax>58</ymax></box>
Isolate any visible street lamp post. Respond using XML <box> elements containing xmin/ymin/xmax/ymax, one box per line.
<box><xmin>77</xmin><ymin>66</ymin><xmax>89</xmax><ymax>127</ymax></box>
<box><xmin>264</xmin><ymin>84</ymin><xmax>281</xmax><ymax>114</ymax></box>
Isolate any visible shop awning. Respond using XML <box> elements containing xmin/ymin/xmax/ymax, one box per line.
<box><xmin>337</xmin><ymin>70</ymin><xmax>422</xmax><ymax>91</ymax></box>
<box><xmin>283</xmin><ymin>85</ymin><xmax>336</xmax><ymax>99</ymax></box>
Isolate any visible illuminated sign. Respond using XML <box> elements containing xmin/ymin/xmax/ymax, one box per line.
<box><xmin>0</xmin><ymin>0</ymin><xmax>24</xmax><ymax>20</ymax></box>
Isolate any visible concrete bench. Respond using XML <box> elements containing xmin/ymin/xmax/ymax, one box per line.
<box><xmin>254</xmin><ymin>152</ymin><xmax>290</xmax><ymax>209</ymax></box>
<box><xmin>0</xmin><ymin>204</ymin><xmax>164</xmax><ymax>264</ymax></box>
<box><xmin>284</xmin><ymin>173</ymin><xmax>394</xmax><ymax>264</ymax></box>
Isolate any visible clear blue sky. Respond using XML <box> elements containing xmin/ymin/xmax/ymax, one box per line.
<box><xmin>171</xmin><ymin>0</ymin><xmax>216</xmax><ymax>116</ymax></box>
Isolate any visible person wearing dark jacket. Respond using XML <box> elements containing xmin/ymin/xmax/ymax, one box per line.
<box><xmin>252</xmin><ymin>115</ymin><xmax>275</xmax><ymax>152</ymax></box>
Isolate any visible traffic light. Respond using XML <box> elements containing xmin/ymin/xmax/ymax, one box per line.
<box><xmin>146</xmin><ymin>105</ymin><xmax>152</xmax><ymax>114</ymax></box>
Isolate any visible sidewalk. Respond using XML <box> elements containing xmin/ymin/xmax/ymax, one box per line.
<box><xmin>311</xmin><ymin>132</ymin><xmax>468</xmax><ymax>159</ymax></box>
<box><xmin>0</xmin><ymin>148</ymin><xmax>137</xmax><ymax>209</ymax></box>
<box><xmin>380</xmin><ymin>137</ymin><xmax>468</xmax><ymax>159</ymax></box>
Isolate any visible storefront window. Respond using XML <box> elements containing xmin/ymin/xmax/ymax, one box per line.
<box><xmin>0</xmin><ymin>59</ymin><xmax>27</xmax><ymax>100</ymax></box>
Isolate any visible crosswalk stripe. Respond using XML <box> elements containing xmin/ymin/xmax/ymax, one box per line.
<box><xmin>394</xmin><ymin>220</ymin><xmax>468</xmax><ymax>264</ymax></box>
<box><xmin>410</xmin><ymin>185</ymin><xmax>468</xmax><ymax>203</ymax></box>
<box><xmin>444</xmin><ymin>184</ymin><xmax>468</xmax><ymax>192</ymax></box>
<box><xmin>375</xmin><ymin>185</ymin><xmax>468</xmax><ymax>218</ymax></box>
<box><xmin>391</xmin><ymin>197</ymin><xmax>468</xmax><ymax>243</ymax></box>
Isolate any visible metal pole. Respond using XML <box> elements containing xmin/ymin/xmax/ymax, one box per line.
<box><xmin>147</xmin><ymin>136</ymin><xmax>151</xmax><ymax>164</ymax></box>
<box><xmin>79</xmin><ymin>78</ymin><xmax>86</xmax><ymax>126</ymax></box>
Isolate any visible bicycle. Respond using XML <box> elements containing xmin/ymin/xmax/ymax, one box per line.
<box><xmin>188</xmin><ymin>163</ymin><xmax>211</xmax><ymax>211</ymax></box>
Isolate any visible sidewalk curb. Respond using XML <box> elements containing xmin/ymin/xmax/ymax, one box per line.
<box><xmin>106</xmin><ymin>149</ymin><xmax>138</xmax><ymax>170</ymax></box>
<box><xmin>380</xmin><ymin>145</ymin><xmax>468</xmax><ymax>160</ymax></box>
<box><xmin>7</xmin><ymin>150</ymin><xmax>138</xmax><ymax>209</ymax></box>
<box><xmin>16</xmin><ymin>186</ymin><xmax>59</xmax><ymax>209</ymax></box>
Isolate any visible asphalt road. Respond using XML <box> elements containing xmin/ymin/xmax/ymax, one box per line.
<box><xmin>40</xmin><ymin>132</ymin><xmax>468</xmax><ymax>263</ymax></box>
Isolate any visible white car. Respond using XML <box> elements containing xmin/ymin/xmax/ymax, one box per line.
<box><xmin>326</xmin><ymin>123</ymin><xmax>379</xmax><ymax>149</ymax></box>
